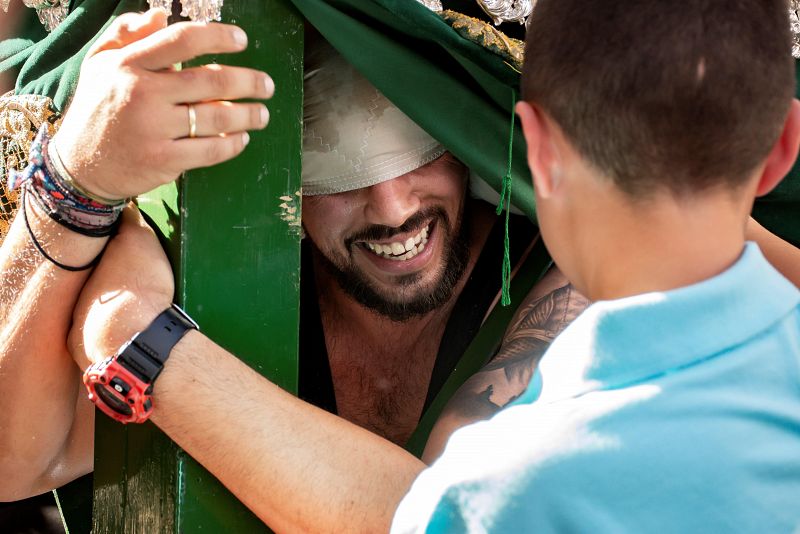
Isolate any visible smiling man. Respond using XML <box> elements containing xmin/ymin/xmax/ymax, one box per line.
<box><xmin>0</xmin><ymin>14</ymin><xmax>577</xmax><ymax>518</ymax></box>
<box><xmin>296</xmin><ymin>39</ymin><xmax>541</xmax><ymax>445</ymax></box>
<box><xmin>3</xmin><ymin>4</ymin><xmax>800</xmax><ymax>531</ymax></box>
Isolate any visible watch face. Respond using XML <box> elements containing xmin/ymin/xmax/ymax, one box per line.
<box><xmin>93</xmin><ymin>383</ymin><xmax>133</xmax><ymax>417</ymax></box>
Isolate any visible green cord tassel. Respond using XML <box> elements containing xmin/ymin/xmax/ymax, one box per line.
<box><xmin>497</xmin><ymin>90</ymin><xmax>516</xmax><ymax>306</ymax></box>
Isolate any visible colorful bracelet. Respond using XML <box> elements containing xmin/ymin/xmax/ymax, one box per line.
<box><xmin>47</xmin><ymin>137</ymin><xmax>126</xmax><ymax>207</ymax></box>
<box><xmin>7</xmin><ymin>125</ymin><xmax>125</xmax><ymax>237</ymax></box>
<box><xmin>21</xmin><ymin>187</ymin><xmax>106</xmax><ymax>272</ymax></box>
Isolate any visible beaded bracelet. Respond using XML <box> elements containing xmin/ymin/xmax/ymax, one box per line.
<box><xmin>7</xmin><ymin>125</ymin><xmax>125</xmax><ymax>238</ymax></box>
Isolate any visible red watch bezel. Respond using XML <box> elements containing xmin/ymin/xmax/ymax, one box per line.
<box><xmin>83</xmin><ymin>352</ymin><xmax>154</xmax><ymax>424</ymax></box>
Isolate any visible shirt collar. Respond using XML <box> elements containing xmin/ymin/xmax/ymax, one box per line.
<box><xmin>533</xmin><ymin>243</ymin><xmax>800</xmax><ymax>404</ymax></box>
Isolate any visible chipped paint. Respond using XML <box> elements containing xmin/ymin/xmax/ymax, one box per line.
<box><xmin>277</xmin><ymin>190</ymin><xmax>303</xmax><ymax>231</ymax></box>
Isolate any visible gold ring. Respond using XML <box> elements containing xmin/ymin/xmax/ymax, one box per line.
<box><xmin>187</xmin><ymin>104</ymin><xmax>197</xmax><ymax>138</ymax></box>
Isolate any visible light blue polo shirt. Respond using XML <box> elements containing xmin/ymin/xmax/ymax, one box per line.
<box><xmin>393</xmin><ymin>243</ymin><xmax>800</xmax><ymax>533</ymax></box>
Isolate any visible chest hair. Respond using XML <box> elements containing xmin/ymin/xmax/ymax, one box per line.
<box><xmin>324</xmin><ymin>322</ymin><xmax>445</xmax><ymax>445</ymax></box>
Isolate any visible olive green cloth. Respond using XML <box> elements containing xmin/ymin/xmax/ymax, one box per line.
<box><xmin>1</xmin><ymin>0</ymin><xmax>799</xmax><ymax>242</ymax></box>
<box><xmin>1</xmin><ymin>0</ymin><xmax>145</xmax><ymax>110</ymax></box>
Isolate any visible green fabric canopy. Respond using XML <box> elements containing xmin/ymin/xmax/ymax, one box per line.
<box><xmin>2</xmin><ymin>0</ymin><xmax>800</xmax><ymax>245</ymax></box>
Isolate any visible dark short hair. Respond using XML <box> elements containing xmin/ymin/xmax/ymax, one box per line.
<box><xmin>521</xmin><ymin>0</ymin><xmax>795</xmax><ymax>197</ymax></box>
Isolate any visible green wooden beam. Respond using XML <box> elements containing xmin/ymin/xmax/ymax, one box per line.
<box><xmin>89</xmin><ymin>2</ymin><xmax>304</xmax><ymax>531</ymax></box>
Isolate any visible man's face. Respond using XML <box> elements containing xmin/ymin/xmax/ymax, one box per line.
<box><xmin>303</xmin><ymin>153</ymin><xmax>471</xmax><ymax>322</ymax></box>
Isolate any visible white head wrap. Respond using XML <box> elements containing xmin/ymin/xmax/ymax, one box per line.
<box><xmin>302</xmin><ymin>40</ymin><xmax>446</xmax><ymax>195</ymax></box>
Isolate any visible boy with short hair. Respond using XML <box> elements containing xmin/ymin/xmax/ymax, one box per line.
<box><xmin>392</xmin><ymin>0</ymin><xmax>800</xmax><ymax>531</ymax></box>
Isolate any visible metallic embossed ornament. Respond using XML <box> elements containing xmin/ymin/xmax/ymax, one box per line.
<box><xmin>416</xmin><ymin>0</ymin><xmax>443</xmax><ymax>12</ymax></box>
<box><xmin>0</xmin><ymin>92</ymin><xmax>62</xmax><ymax>243</ymax></box>
<box><xmin>790</xmin><ymin>0</ymin><xmax>800</xmax><ymax>58</ymax></box>
<box><xmin>477</xmin><ymin>0</ymin><xmax>534</xmax><ymax>25</ymax></box>
<box><xmin>180</xmin><ymin>0</ymin><xmax>223</xmax><ymax>23</ymax></box>
<box><xmin>147</xmin><ymin>0</ymin><xmax>173</xmax><ymax>15</ymax></box>
<box><xmin>21</xmin><ymin>0</ymin><xmax>69</xmax><ymax>31</ymax></box>
<box><xmin>0</xmin><ymin>0</ymin><xmax>10</xmax><ymax>13</ymax></box>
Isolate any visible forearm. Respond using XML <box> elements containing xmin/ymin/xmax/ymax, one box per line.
<box><xmin>423</xmin><ymin>268</ymin><xmax>590</xmax><ymax>463</ymax></box>
<box><xmin>0</xmin><ymin>199</ymin><xmax>103</xmax><ymax>500</ymax></box>
<box><xmin>747</xmin><ymin>217</ymin><xmax>800</xmax><ymax>287</ymax></box>
<box><xmin>152</xmin><ymin>330</ymin><xmax>424</xmax><ymax>532</ymax></box>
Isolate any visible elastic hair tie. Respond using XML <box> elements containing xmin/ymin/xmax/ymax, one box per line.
<box><xmin>22</xmin><ymin>187</ymin><xmax>106</xmax><ymax>272</ymax></box>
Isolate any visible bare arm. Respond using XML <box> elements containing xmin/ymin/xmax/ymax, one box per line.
<box><xmin>153</xmin><ymin>331</ymin><xmax>424</xmax><ymax>532</ymax></box>
<box><xmin>0</xmin><ymin>11</ymin><xmax>271</xmax><ymax>500</ymax></box>
<box><xmin>0</xmin><ymin>197</ymin><xmax>103</xmax><ymax>501</ymax></box>
<box><xmin>68</xmin><ymin>207</ymin><xmax>424</xmax><ymax>532</ymax></box>
<box><xmin>747</xmin><ymin>217</ymin><xmax>800</xmax><ymax>287</ymax></box>
<box><xmin>422</xmin><ymin>267</ymin><xmax>589</xmax><ymax>463</ymax></box>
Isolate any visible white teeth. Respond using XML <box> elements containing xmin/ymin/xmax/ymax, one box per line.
<box><xmin>364</xmin><ymin>224</ymin><xmax>431</xmax><ymax>261</ymax></box>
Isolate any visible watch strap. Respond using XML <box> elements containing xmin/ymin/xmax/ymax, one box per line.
<box><xmin>117</xmin><ymin>304</ymin><xmax>198</xmax><ymax>384</ymax></box>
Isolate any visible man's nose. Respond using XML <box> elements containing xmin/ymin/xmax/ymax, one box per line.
<box><xmin>362</xmin><ymin>177</ymin><xmax>420</xmax><ymax>228</ymax></box>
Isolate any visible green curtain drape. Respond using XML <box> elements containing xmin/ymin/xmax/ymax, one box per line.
<box><xmin>2</xmin><ymin>0</ymin><xmax>800</xmax><ymax>241</ymax></box>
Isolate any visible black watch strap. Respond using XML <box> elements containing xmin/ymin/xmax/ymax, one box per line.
<box><xmin>117</xmin><ymin>304</ymin><xmax>198</xmax><ymax>385</ymax></box>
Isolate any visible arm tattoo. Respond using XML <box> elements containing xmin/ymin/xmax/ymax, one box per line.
<box><xmin>442</xmin><ymin>279</ymin><xmax>589</xmax><ymax>421</ymax></box>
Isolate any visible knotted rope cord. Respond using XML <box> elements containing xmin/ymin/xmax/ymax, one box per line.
<box><xmin>495</xmin><ymin>89</ymin><xmax>516</xmax><ymax>306</ymax></box>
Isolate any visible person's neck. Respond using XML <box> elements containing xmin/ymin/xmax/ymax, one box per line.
<box><xmin>577</xmin><ymin>192</ymin><xmax>750</xmax><ymax>301</ymax></box>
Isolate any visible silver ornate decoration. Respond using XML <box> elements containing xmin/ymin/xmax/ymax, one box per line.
<box><xmin>146</xmin><ymin>0</ymin><xmax>223</xmax><ymax>23</ymax></box>
<box><xmin>18</xmin><ymin>0</ymin><xmax>69</xmax><ymax>32</ymax></box>
<box><xmin>476</xmin><ymin>0</ymin><xmax>534</xmax><ymax>26</ymax></box>
<box><xmin>147</xmin><ymin>0</ymin><xmax>173</xmax><ymax>15</ymax></box>
<box><xmin>791</xmin><ymin>0</ymin><xmax>800</xmax><ymax>59</ymax></box>
<box><xmin>179</xmin><ymin>0</ymin><xmax>223</xmax><ymax>23</ymax></box>
<box><xmin>416</xmin><ymin>0</ymin><xmax>443</xmax><ymax>12</ymax></box>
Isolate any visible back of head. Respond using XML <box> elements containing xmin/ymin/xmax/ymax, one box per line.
<box><xmin>521</xmin><ymin>0</ymin><xmax>795</xmax><ymax>197</ymax></box>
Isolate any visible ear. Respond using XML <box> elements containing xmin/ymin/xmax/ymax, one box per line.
<box><xmin>756</xmin><ymin>98</ymin><xmax>800</xmax><ymax>197</ymax></box>
<box><xmin>516</xmin><ymin>101</ymin><xmax>560</xmax><ymax>199</ymax></box>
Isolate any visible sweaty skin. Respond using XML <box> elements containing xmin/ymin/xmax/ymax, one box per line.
<box><xmin>3</xmin><ymin>9</ymin><xmax>800</xmax><ymax>532</ymax></box>
<box><xmin>0</xmin><ymin>11</ymin><xmax>271</xmax><ymax>501</ymax></box>
<box><xmin>303</xmin><ymin>152</ymin><xmax>498</xmax><ymax>445</ymax></box>
<box><xmin>423</xmin><ymin>267</ymin><xmax>590</xmax><ymax>462</ymax></box>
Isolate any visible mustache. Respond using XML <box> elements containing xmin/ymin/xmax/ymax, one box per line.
<box><xmin>344</xmin><ymin>207</ymin><xmax>448</xmax><ymax>248</ymax></box>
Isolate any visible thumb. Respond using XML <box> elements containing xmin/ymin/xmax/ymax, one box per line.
<box><xmin>87</xmin><ymin>9</ymin><xmax>169</xmax><ymax>58</ymax></box>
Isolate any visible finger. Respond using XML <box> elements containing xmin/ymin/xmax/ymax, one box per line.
<box><xmin>164</xmin><ymin>133</ymin><xmax>251</xmax><ymax>171</ymax></box>
<box><xmin>86</xmin><ymin>9</ymin><xmax>168</xmax><ymax>58</ymax></box>
<box><xmin>122</xmin><ymin>22</ymin><xmax>248</xmax><ymax>71</ymax></box>
<box><xmin>168</xmin><ymin>102</ymin><xmax>269</xmax><ymax>139</ymax></box>
<box><xmin>164</xmin><ymin>64</ymin><xmax>274</xmax><ymax>103</ymax></box>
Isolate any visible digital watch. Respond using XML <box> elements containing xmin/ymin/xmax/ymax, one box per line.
<box><xmin>83</xmin><ymin>304</ymin><xmax>198</xmax><ymax>424</ymax></box>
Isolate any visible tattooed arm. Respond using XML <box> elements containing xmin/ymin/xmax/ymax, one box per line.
<box><xmin>422</xmin><ymin>266</ymin><xmax>589</xmax><ymax>463</ymax></box>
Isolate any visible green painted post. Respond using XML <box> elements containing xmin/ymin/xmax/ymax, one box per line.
<box><xmin>90</xmin><ymin>2</ymin><xmax>304</xmax><ymax>531</ymax></box>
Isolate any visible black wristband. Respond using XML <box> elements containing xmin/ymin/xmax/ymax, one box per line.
<box><xmin>117</xmin><ymin>304</ymin><xmax>199</xmax><ymax>386</ymax></box>
<box><xmin>22</xmin><ymin>189</ymin><xmax>110</xmax><ymax>271</ymax></box>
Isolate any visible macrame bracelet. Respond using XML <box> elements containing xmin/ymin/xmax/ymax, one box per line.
<box><xmin>47</xmin><ymin>137</ymin><xmax>126</xmax><ymax>207</ymax></box>
<box><xmin>7</xmin><ymin>125</ymin><xmax>125</xmax><ymax>237</ymax></box>
<box><xmin>22</xmin><ymin>187</ymin><xmax>107</xmax><ymax>272</ymax></box>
